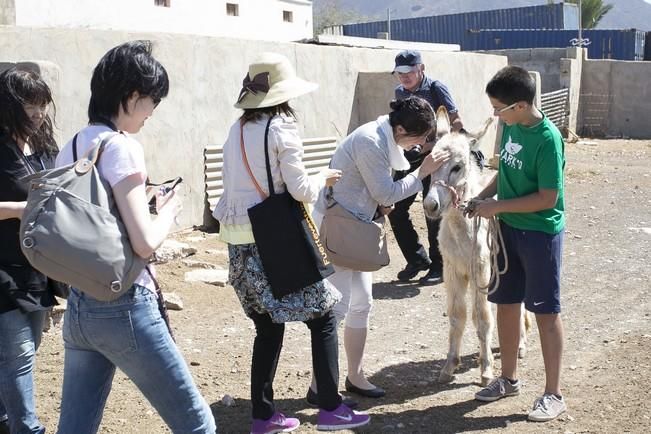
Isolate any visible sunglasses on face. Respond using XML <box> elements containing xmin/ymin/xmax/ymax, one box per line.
<box><xmin>494</xmin><ymin>102</ymin><xmax>518</xmax><ymax>114</ymax></box>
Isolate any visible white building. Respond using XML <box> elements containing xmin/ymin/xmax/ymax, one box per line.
<box><xmin>0</xmin><ymin>0</ymin><xmax>313</xmax><ymax>41</ymax></box>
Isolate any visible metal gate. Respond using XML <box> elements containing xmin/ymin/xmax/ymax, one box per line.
<box><xmin>540</xmin><ymin>88</ymin><xmax>570</xmax><ymax>132</ymax></box>
<box><xmin>204</xmin><ymin>137</ymin><xmax>338</xmax><ymax>210</ymax></box>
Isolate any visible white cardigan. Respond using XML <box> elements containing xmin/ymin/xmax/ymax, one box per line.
<box><xmin>213</xmin><ymin>114</ymin><xmax>325</xmax><ymax>226</ymax></box>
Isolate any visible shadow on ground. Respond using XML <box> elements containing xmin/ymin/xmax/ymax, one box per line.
<box><xmin>210</xmin><ymin>353</ymin><xmax>503</xmax><ymax>433</ymax></box>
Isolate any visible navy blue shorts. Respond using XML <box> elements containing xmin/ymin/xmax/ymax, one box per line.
<box><xmin>488</xmin><ymin>221</ymin><xmax>564</xmax><ymax>314</ymax></box>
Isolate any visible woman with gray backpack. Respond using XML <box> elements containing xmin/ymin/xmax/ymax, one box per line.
<box><xmin>53</xmin><ymin>41</ymin><xmax>216</xmax><ymax>434</ymax></box>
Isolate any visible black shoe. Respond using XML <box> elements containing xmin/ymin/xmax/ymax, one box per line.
<box><xmin>345</xmin><ymin>377</ymin><xmax>386</xmax><ymax>398</ymax></box>
<box><xmin>397</xmin><ymin>260</ymin><xmax>431</xmax><ymax>282</ymax></box>
<box><xmin>306</xmin><ymin>388</ymin><xmax>358</xmax><ymax>409</ymax></box>
<box><xmin>418</xmin><ymin>269</ymin><xmax>443</xmax><ymax>285</ymax></box>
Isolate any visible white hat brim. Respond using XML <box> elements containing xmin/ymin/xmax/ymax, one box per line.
<box><xmin>234</xmin><ymin>77</ymin><xmax>318</xmax><ymax>109</ymax></box>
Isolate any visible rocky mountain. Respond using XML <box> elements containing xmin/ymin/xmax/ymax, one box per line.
<box><xmin>314</xmin><ymin>0</ymin><xmax>651</xmax><ymax>31</ymax></box>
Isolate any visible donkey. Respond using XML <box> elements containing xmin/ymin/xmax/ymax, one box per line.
<box><xmin>423</xmin><ymin>107</ymin><xmax>529</xmax><ymax>387</ymax></box>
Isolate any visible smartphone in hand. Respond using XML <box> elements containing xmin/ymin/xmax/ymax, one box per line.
<box><xmin>148</xmin><ymin>177</ymin><xmax>183</xmax><ymax>214</ymax></box>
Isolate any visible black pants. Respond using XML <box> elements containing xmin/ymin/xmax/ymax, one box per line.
<box><xmin>250</xmin><ymin>310</ymin><xmax>341</xmax><ymax>419</ymax></box>
<box><xmin>388</xmin><ymin>172</ymin><xmax>443</xmax><ymax>273</ymax></box>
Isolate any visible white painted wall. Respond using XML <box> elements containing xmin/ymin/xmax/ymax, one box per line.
<box><xmin>14</xmin><ymin>0</ymin><xmax>313</xmax><ymax>41</ymax></box>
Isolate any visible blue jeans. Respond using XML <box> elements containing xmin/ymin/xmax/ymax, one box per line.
<box><xmin>57</xmin><ymin>286</ymin><xmax>216</xmax><ymax>434</ymax></box>
<box><xmin>0</xmin><ymin>308</ymin><xmax>47</xmax><ymax>434</ymax></box>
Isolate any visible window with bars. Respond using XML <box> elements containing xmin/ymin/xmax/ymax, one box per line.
<box><xmin>154</xmin><ymin>0</ymin><xmax>171</xmax><ymax>7</ymax></box>
<box><xmin>226</xmin><ymin>3</ymin><xmax>239</xmax><ymax>16</ymax></box>
<box><xmin>283</xmin><ymin>10</ymin><xmax>293</xmax><ymax>23</ymax></box>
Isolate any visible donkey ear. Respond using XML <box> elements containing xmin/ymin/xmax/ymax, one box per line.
<box><xmin>464</xmin><ymin>117</ymin><xmax>494</xmax><ymax>141</ymax></box>
<box><xmin>436</xmin><ymin>106</ymin><xmax>450</xmax><ymax>139</ymax></box>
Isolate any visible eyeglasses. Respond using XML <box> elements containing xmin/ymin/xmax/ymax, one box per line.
<box><xmin>23</xmin><ymin>104</ymin><xmax>49</xmax><ymax>117</ymax></box>
<box><xmin>494</xmin><ymin>102</ymin><xmax>518</xmax><ymax>114</ymax></box>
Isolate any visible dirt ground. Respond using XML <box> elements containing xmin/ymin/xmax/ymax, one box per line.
<box><xmin>33</xmin><ymin>139</ymin><xmax>650</xmax><ymax>433</ymax></box>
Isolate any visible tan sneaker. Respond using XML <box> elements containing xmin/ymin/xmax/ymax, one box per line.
<box><xmin>474</xmin><ymin>377</ymin><xmax>521</xmax><ymax>402</ymax></box>
<box><xmin>528</xmin><ymin>394</ymin><xmax>567</xmax><ymax>422</ymax></box>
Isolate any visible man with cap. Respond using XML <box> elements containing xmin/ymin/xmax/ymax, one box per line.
<box><xmin>390</xmin><ymin>49</ymin><xmax>464</xmax><ymax>285</ymax></box>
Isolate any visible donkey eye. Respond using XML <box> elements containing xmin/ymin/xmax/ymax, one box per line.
<box><xmin>450</xmin><ymin>165</ymin><xmax>462</xmax><ymax>173</ymax></box>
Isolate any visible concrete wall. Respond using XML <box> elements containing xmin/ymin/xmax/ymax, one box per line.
<box><xmin>478</xmin><ymin>47</ymin><xmax>569</xmax><ymax>93</ymax></box>
<box><xmin>0</xmin><ymin>27</ymin><xmax>507</xmax><ymax>226</ymax></box>
<box><xmin>579</xmin><ymin>60</ymin><xmax>651</xmax><ymax>138</ymax></box>
<box><xmin>10</xmin><ymin>0</ymin><xmax>313</xmax><ymax>42</ymax></box>
<box><xmin>0</xmin><ymin>0</ymin><xmax>15</xmax><ymax>24</ymax></box>
<box><xmin>559</xmin><ymin>47</ymin><xmax>585</xmax><ymax>134</ymax></box>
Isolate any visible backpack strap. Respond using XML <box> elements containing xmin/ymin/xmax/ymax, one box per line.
<box><xmin>72</xmin><ymin>134</ymin><xmax>79</xmax><ymax>162</ymax></box>
<box><xmin>74</xmin><ymin>133</ymin><xmax>121</xmax><ymax>175</ymax></box>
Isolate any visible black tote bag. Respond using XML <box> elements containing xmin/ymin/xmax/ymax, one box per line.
<box><xmin>242</xmin><ymin>117</ymin><xmax>334</xmax><ymax>299</ymax></box>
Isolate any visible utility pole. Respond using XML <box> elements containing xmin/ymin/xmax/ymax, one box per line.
<box><xmin>387</xmin><ymin>8</ymin><xmax>391</xmax><ymax>40</ymax></box>
<box><xmin>578</xmin><ymin>0</ymin><xmax>582</xmax><ymax>43</ymax></box>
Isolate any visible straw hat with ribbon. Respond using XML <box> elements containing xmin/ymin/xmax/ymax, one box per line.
<box><xmin>234</xmin><ymin>52</ymin><xmax>318</xmax><ymax>109</ymax></box>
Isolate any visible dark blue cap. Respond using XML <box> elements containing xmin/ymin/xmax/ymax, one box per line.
<box><xmin>393</xmin><ymin>50</ymin><xmax>422</xmax><ymax>73</ymax></box>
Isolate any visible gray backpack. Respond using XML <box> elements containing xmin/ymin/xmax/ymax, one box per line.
<box><xmin>20</xmin><ymin>133</ymin><xmax>148</xmax><ymax>301</ymax></box>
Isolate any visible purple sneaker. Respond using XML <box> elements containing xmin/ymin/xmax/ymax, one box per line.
<box><xmin>317</xmin><ymin>404</ymin><xmax>370</xmax><ymax>431</ymax></box>
<box><xmin>250</xmin><ymin>412</ymin><xmax>300</xmax><ymax>434</ymax></box>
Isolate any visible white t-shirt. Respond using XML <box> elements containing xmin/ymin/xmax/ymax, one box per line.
<box><xmin>56</xmin><ymin>124</ymin><xmax>155</xmax><ymax>291</ymax></box>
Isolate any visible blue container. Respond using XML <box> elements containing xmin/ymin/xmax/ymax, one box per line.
<box><xmin>466</xmin><ymin>29</ymin><xmax>646</xmax><ymax>61</ymax></box>
<box><xmin>342</xmin><ymin>3</ymin><xmax>578</xmax><ymax>42</ymax></box>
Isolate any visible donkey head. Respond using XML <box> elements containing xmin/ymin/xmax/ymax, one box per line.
<box><xmin>423</xmin><ymin>107</ymin><xmax>492</xmax><ymax>220</ymax></box>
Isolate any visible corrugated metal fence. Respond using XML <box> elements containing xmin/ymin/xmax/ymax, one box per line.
<box><xmin>541</xmin><ymin>88</ymin><xmax>570</xmax><ymax>132</ymax></box>
<box><xmin>342</xmin><ymin>3</ymin><xmax>578</xmax><ymax>43</ymax></box>
<box><xmin>467</xmin><ymin>29</ymin><xmax>646</xmax><ymax>61</ymax></box>
<box><xmin>205</xmin><ymin>137</ymin><xmax>338</xmax><ymax>209</ymax></box>
<box><xmin>339</xmin><ymin>5</ymin><xmax>646</xmax><ymax>61</ymax></box>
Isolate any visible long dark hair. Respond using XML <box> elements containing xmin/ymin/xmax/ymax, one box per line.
<box><xmin>88</xmin><ymin>40</ymin><xmax>169</xmax><ymax>125</ymax></box>
<box><xmin>0</xmin><ymin>67</ymin><xmax>57</xmax><ymax>155</ymax></box>
<box><xmin>388</xmin><ymin>96</ymin><xmax>435</xmax><ymax>137</ymax></box>
<box><xmin>240</xmin><ymin>102</ymin><xmax>296</xmax><ymax>124</ymax></box>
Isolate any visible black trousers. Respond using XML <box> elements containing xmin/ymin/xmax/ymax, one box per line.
<box><xmin>250</xmin><ymin>310</ymin><xmax>341</xmax><ymax>419</ymax></box>
<box><xmin>388</xmin><ymin>172</ymin><xmax>443</xmax><ymax>273</ymax></box>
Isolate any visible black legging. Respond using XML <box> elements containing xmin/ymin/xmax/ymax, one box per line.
<box><xmin>250</xmin><ymin>310</ymin><xmax>341</xmax><ymax>419</ymax></box>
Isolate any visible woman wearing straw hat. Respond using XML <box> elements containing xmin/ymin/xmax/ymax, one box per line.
<box><xmin>213</xmin><ymin>52</ymin><xmax>370</xmax><ymax>433</ymax></box>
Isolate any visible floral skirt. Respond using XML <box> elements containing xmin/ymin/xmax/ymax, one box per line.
<box><xmin>228</xmin><ymin>244</ymin><xmax>341</xmax><ymax>323</ymax></box>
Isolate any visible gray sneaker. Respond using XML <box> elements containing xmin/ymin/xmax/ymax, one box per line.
<box><xmin>528</xmin><ymin>393</ymin><xmax>567</xmax><ymax>422</ymax></box>
<box><xmin>474</xmin><ymin>377</ymin><xmax>521</xmax><ymax>402</ymax></box>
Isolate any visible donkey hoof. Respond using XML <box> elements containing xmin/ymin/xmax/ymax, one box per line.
<box><xmin>518</xmin><ymin>347</ymin><xmax>527</xmax><ymax>359</ymax></box>
<box><xmin>438</xmin><ymin>372</ymin><xmax>455</xmax><ymax>384</ymax></box>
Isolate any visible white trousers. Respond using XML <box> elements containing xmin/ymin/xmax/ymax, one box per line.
<box><xmin>327</xmin><ymin>266</ymin><xmax>373</xmax><ymax>328</ymax></box>
<box><xmin>313</xmin><ymin>207</ymin><xmax>373</xmax><ymax>329</ymax></box>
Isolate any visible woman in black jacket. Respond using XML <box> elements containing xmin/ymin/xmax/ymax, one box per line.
<box><xmin>0</xmin><ymin>67</ymin><xmax>59</xmax><ymax>434</ymax></box>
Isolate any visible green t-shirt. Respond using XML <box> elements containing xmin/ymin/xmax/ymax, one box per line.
<box><xmin>497</xmin><ymin>115</ymin><xmax>565</xmax><ymax>234</ymax></box>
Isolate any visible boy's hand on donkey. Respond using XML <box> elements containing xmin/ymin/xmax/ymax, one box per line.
<box><xmin>464</xmin><ymin>197</ymin><xmax>498</xmax><ymax>219</ymax></box>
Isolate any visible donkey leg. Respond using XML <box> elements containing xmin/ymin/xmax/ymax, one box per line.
<box><xmin>439</xmin><ymin>264</ymin><xmax>468</xmax><ymax>384</ymax></box>
<box><xmin>472</xmin><ymin>283</ymin><xmax>495</xmax><ymax>387</ymax></box>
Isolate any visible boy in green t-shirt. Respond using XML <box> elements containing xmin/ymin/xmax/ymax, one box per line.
<box><xmin>466</xmin><ymin>66</ymin><xmax>566</xmax><ymax>422</ymax></box>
